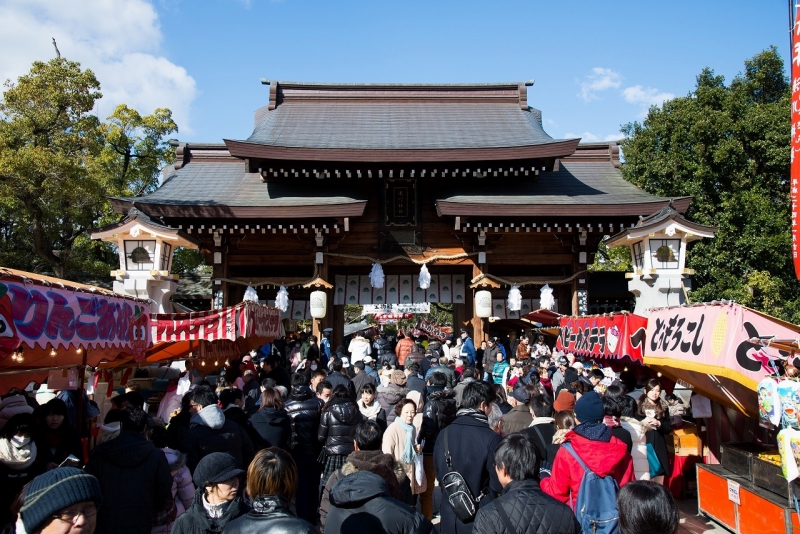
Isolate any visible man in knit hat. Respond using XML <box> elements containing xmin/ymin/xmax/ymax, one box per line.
<box><xmin>20</xmin><ymin>467</ymin><xmax>103</xmax><ymax>534</ymax></box>
<box><xmin>540</xmin><ymin>392</ymin><xmax>634</xmax><ymax>505</ymax></box>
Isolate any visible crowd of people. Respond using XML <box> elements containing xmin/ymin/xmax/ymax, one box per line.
<box><xmin>0</xmin><ymin>327</ymin><xmax>686</xmax><ymax>534</ymax></box>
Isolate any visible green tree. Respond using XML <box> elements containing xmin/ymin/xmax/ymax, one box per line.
<box><xmin>590</xmin><ymin>241</ymin><xmax>633</xmax><ymax>272</ymax></box>
<box><xmin>0</xmin><ymin>57</ymin><xmax>178</xmax><ymax>279</ymax></box>
<box><xmin>620</xmin><ymin>47</ymin><xmax>800</xmax><ymax>321</ymax></box>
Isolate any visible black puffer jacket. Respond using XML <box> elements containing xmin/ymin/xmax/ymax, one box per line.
<box><xmin>419</xmin><ymin>386</ymin><xmax>457</xmax><ymax>454</ymax></box>
<box><xmin>318</xmin><ymin>399</ymin><xmax>363</xmax><ymax>456</ymax></box>
<box><xmin>327</xmin><ymin>372</ymin><xmax>356</xmax><ymax>399</ymax></box>
<box><xmin>376</xmin><ymin>384</ymin><xmax>408</xmax><ymax>425</ymax></box>
<box><xmin>327</xmin><ymin>471</ymin><xmax>433</xmax><ymax>534</ymax></box>
<box><xmin>170</xmin><ymin>488</ymin><xmax>248</xmax><ymax>534</ymax></box>
<box><xmin>482</xmin><ymin>344</ymin><xmax>501</xmax><ymax>370</ymax></box>
<box><xmin>250</xmin><ymin>407</ymin><xmax>291</xmax><ymax>451</ymax></box>
<box><xmin>223</xmin><ymin>495</ymin><xmax>316</xmax><ymax>534</ymax></box>
<box><xmin>285</xmin><ymin>386</ymin><xmax>322</xmax><ymax>457</ymax></box>
<box><xmin>85</xmin><ymin>430</ymin><xmax>173</xmax><ymax>534</ymax></box>
<box><xmin>472</xmin><ymin>479</ymin><xmax>580</xmax><ymax>534</ymax></box>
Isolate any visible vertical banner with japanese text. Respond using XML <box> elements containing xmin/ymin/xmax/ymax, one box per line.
<box><xmin>792</xmin><ymin>6</ymin><xmax>800</xmax><ymax>278</ymax></box>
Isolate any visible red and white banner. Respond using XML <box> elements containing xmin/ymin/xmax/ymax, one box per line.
<box><xmin>793</xmin><ymin>7</ymin><xmax>800</xmax><ymax>278</ymax></box>
<box><xmin>556</xmin><ymin>313</ymin><xmax>647</xmax><ymax>362</ymax></box>
<box><xmin>153</xmin><ymin>302</ymin><xmax>283</xmax><ymax>343</ymax></box>
<box><xmin>414</xmin><ymin>318</ymin><xmax>452</xmax><ymax>341</ymax></box>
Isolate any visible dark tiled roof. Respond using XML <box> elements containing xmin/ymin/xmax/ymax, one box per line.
<box><xmin>110</xmin><ymin>161</ymin><xmax>368</xmax><ymax>218</ymax></box>
<box><xmin>603</xmin><ymin>204</ymin><xmax>716</xmax><ymax>245</ymax></box>
<box><xmin>435</xmin><ymin>159</ymin><xmax>691</xmax><ymax>217</ymax></box>
<box><xmin>242</xmin><ymin>103</ymin><xmax>566</xmax><ymax>150</ymax></box>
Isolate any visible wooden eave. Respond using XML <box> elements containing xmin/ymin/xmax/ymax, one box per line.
<box><xmin>110</xmin><ymin>200</ymin><xmax>367</xmax><ymax>219</ymax></box>
<box><xmin>223</xmin><ymin>138</ymin><xmax>581</xmax><ymax>163</ymax></box>
<box><xmin>435</xmin><ymin>197</ymin><xmax>692</xmax><ymax>217</ymax></box>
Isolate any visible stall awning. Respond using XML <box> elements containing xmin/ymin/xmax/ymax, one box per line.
<box><xmin>555</xmin><ymin>312</ymin><xmax>647</xmax><ymax>362</ymax></box>
<box><xmin>644</xmin><ymin>302</ymin><xmax>800</xmax><ymax>417</ymax></box>
<box><xmin>0</xmin><ymin>268</ymin><xmax>153</xmax><ymax>390</ymax></box>
<box><xmin>522</xmin><ymin>308</ymin><xmax>563</xmax><ymax>327</ymax></box>
<box><xmin>145</xmin><ymin>301</ymin><xmax>285</xmax><ymax>364</ymax></box>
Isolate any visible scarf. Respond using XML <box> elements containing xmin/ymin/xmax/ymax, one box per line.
<box><xmin>358</xmin><ymin>399</ymin><xmax>382</xmax><ymax>419</ymax></box>
<box><xmin>202</xmin><ymin>494</ymin><xmax>226</xmax><ymax>519</ymax></box>
<box><xmin>396</xmin><ymin>420</ymin><xmax>416</xmax><ymax>464</ymax></box>
<box><xmin>553</xmin><ymin>428</ymin><xmax>569</xmax><ymax>444</ymax></box>
<box><xmin>456</xmin><ymin>407</ymin><xmax>490</xmax><ymax>425</ymax></box>
<box><xmin>603</xmin><ymin>415</ymin><xmax>620</xmax><ymax>428</ymax></box>
<box><xmin>573</xmin><ymin>422</ymin><xmax>611</xmax><ymax>442</ymax></box>
<box><xmin>0</xmin><ymin>436</ymin><xmax>36</xmax><ymax>470</ymax></box>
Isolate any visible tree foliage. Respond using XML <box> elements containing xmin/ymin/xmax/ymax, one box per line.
<box><xmin>0</xmin><ymin>57</ymin><xmax>178</xmax><ymax>279</ymax></box>
<box><xmin>620</xmin><ymin>47</ymin><xmax>800</xmax><ymax>321</ymax></box>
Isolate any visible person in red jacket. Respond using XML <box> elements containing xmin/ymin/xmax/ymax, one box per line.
<box><xmin>395</xmin><ymin>334</ymin><xmax>416</xmax><ymax>368</ymax></box>
<box><xmin>541</xmin><ymin>391</ymin><xmax>635</xmax><ymax>507</ymax></box>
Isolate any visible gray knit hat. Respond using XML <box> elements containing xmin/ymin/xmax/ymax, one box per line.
<box><xmin>21</xmin><ymin>467</ymin><xmax>102</xmax><ymax>532</ymax></box>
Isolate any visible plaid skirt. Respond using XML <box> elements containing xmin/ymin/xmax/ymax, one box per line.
<box><xmin>321</xmin><ymin>453</ymin><xmax>347</xmax><ymax>486</ymax></box>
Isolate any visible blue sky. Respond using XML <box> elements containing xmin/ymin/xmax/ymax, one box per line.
<box><xmin>0</xmin><ymin>1</ymin><xmax>791</xmax><ymax>144</ymax></box>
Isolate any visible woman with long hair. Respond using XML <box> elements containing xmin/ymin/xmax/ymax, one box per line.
<box><xmin>250</xmin><ymin>387</ymin><xmax>291</xmax><ymax>451</ymax></box>
<box><xmin>548</xmin><ymin>410</ymin><xmax>576</xmax><ymax>462</ymax></box>
<box><xmin>224</xmin><ymin>448</ymin><xmax>315</xmax><ymax>533</ymax></box>
<box><xmin>0</xmin><ymin>413</ymin><xmax>40</xmax><ymax>529</ymax></box>
<box><xmin>32</xmin><ymin>398</ymin><xmax>83</xmax><ymax>470</ymax></box>
<box><xmin>636</xmin><ymin>379</ymin><xmax>673</xmax><ymax>484</ymax></box>
<box><xmin>318</xmin><ymin>385</ymin><xmax>363</xmax><ymax>487</ymax></box>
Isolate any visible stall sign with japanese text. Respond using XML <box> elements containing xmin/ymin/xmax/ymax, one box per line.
<box><xmin>556</xmin><ymin>314</ymin><xmax>647</xmax><ymax>361</ymax></box>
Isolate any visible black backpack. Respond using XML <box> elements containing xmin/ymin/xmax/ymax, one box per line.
<box><xmin>440</xmin><ymin>426</ymin><xmax>486</xmax><ymax>523</ymax></box>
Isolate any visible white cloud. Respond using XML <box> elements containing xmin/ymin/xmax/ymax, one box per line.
<box><xmin>0</xmin><ymin>0</ymin><xmax>196</xmax><ymax>133</ymax></box>
<box><xmin>622</xmin><ymin>85</ymin><xmax>674</xmax><ymax>113</ymax></box>
<box><xmin>578</xmin><ymin>67</ymin><xmax>622</xmax><ymax>102</ymax></box>
<box><xmin>564</xmin><ymin>131</ymin><xmax>624</xmax><ymax>143</ymax></box>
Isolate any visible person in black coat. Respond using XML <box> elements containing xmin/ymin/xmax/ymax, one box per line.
<box><xmin>179</xmin><ymin>386</ymin><xmax>255</xmax><ymax>472</ymax></box>
<box><xmin>352</xmin><ymin>360</ymin><xmax>377</xmax><ymax>394</ymax></box>
<box><xmin>328</xmin><ymin>470</ymin><xmax>433</xmax><ymax>534</ymax></box>
<box><xmin>519</xmin><ymin>394</ymin><xmax>558</xmax><ymax>464</ymax></box>
<box><xmin>167</xmin><ymin>391</ymin><xmax>194</xmax><ymax>450</ymax></box>
<box><xmin>241</xmin><ymin>370</ymin><xmax>261</xmax><ymax>415</ymax></box>
<box><xmin>32</xmin><ymin>398</ymin><xmax>83</xmax><ymax>470</ymax></box>
<box><xmin>224</xmin><ymin>448</ymin><xmax>316</xmax><ymax>534</ymax></box>
<box><xmin>473</xmin><ymin>434</ymin><xmax>579</xmax><ymax>534</ymax></box>
<box><xmin>418</xmin><ymin>373</ymin><xmax>457</xmax><ymax>520</ymax></box>
<box><xmin>603</xmin><ymin>395</ymin><xmax>633</xmax><ymax>454</ymax></box>
<box><xmin>250</xmin><ymin>387</ymin><xmax>291</xmax><ymax>451</ymax></box>
<box><xmin>85</xmin><ymin>406</ymin><xmax>173</xmax><ymax>534</ymax></box>
<box><xmin>260</xmin><ymin>356</ymin><xmax>292</xmax><ymax>391</ymax></box>
<box><xmin>405</xmin><ymin>363</ymin><xmax>427</xmax><ymax>402</ymax></box>
<box><xmin>318</xmin><ymin>385</ymin><xmax>363</xmax><ymax>487</ymax></box>
<box><xmin>285</xmin><ymin>373</ymin><xmax>323</xmax><ymax>524</ymax></box>
<box><xmin>326</xmin><ymin>358</ymin><xmax>357</xmax><ymax>399</ymax></box>
<box><xmin>0</xmin><ymin>413</ymin><xmax>41</xmax><ymax>528</ymax></box>
<box><xmin>434</xmin><ymin>381</ymin><xmax>503</xmax><ymax>534</ymax></box>
<box><xmin>171</xmin><ymin>452</ymin><xmax>249</xmax><ymax>534</ymax></box>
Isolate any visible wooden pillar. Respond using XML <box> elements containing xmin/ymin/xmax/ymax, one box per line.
<box><xmin>212</xmin><ymin>232</ymin><xmax>227</xmax><ymax>309</ymax></box>
<box><xmin>332</xmin><ymin>301</ymin><xmax>344</xmax><ymax>353</ymax></box>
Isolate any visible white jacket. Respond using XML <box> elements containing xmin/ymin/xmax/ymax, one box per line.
<box><xmin>621</xmin><ymin>416</ymin><xmax>651</xmax><ymax>480</ymax></box>
<box><xmin>348</xmin><ymin>337</ymin><xmax>372</xmax><ymax>364</ymax></box>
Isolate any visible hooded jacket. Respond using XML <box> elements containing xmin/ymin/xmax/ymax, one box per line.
<box><xmin>285</xmin><ymin>386</ymin><xmax>322</xmax><ymax>456</ymax></box>
<box><xmin>318</xmin><ymin>399</ymin><xmax>363</xmax><ymax>456</ymax></box>
<box><xmin>180</xmin><ymin>404</ymin><xmax>255</xmax><ymax>472</ymax></box>
<box><xmin>85</xmin><ymin>430</ymin><xmax>173</xmax><ymax>534</ymax></box>
<box><xmin>156</xmin><ymin>447</ymin><xmax>194</xmax><ymax>528</ymax></box>
<box><xmin>250</xmin><ymin>407</ymin><xmax>291</xmax><ymax>451</ymax></box>
<box><xmin>396</xmin><ymin>337</ymin><xmax>416</xmax><ymax>367</ymax></box>
<box><xmin>348</xmin><ymin>337</ymin><xmax>372</xmax><ymax>364</ymax></box>
<box><xmin>473</xmin><ymin>479</ymin><xmax>580</xmax><ymax>534</ymax></box>
<box><xmin>0</xmin><ymin>395</ymin><xmax>32</xmax><ymax>431</ymax></box>
<box><xmin>170</xmin><ymin>488</ymin><xmax>248</xmax><ymax>534</ymax></box>
<box><xmin>319</xmin><ymin>449</ymin><xmax>411</xmax><ymax>529</ymax></box>
<box><xmin>377</xmin><ymin>383</ymin><xmax>409</xmax><ymax>425</ymax></box>
<box><xmin>540</xmin><ymin>430</ymin><xmax>635</xmax><ymax>506</ymax></box>
<box><xmin>327</xmin><ymin>471</ymin><xmax>433</xmax><ymax>534</ymax></box>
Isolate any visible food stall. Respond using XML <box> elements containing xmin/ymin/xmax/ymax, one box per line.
<box><xmin>645</xmin><ymin>302</ymin><xmax>800</xmax><ymax>534</ymax></box>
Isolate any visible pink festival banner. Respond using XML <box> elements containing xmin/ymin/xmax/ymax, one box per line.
<box><xmin>793</xmin><ymin>5</ymin><xmax>800</xmax><ymax>279</ymax></box>
<box><xmin>645</xmin><ymin>303</ymin><xmax>800</xmax><ymax>392</ymax></box>
<box><xmin>0</xmin><ymin>277</ymin><xmax>151</xmax><ymax>363</ymax></box>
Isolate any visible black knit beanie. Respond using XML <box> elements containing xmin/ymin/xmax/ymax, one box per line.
<box><xmin>20</xmin><ymin>467</ymin><xmax>103</xmax><ymax>533</ymax></box>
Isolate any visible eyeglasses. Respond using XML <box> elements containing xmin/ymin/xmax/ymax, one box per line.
<box><xmin>52</xmin><ymin>504</ymin><xmax>98</xmax><ymax>525</ymax></box>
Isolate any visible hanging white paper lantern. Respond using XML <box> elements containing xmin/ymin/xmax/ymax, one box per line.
<box><xmin>475</xmin><ymin>290</ymin><xmax>492</xmax><ymax>318</ymax></box>
<box><xmin>370</xmin><ymin>263</ymin><xmax>385</xmax><ymax>288</ymax></box>
<box><xmin>507</xmin><ymin>285</ymin><xmax>522</xmax><ymax>311</ymax></box>
<box><xmin>309</xmin><ymin>290</ymin><xmax>327</xmax><ymax>319</ymax></box>
<box><xmin>275</xmin><ymin>285</ymin><xmax>289</xmax><ymax>312</ymax></box>
<box><xmin>540</xmin><ymin>283</ymin><xmax>555</xmax><ymax>311</ymax></box>
<box><xmin>418</xmin><ymin>264</ymin><xmax>431</xmax><ymax>290</ymax></box>
<box><xmin>243</xmin><ymin>285</ymin><xmax>259</xmax><ymax>302</ymax></box>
